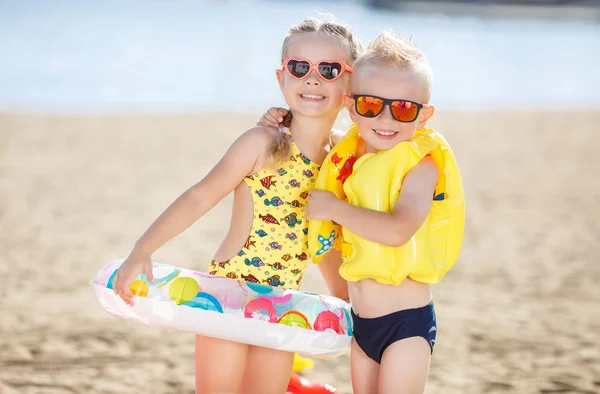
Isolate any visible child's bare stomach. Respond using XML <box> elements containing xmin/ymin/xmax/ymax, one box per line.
<box><xmin>348</xmin><ymin>276</ymin><xmax>432</xmax><ymax>318</ymax></box>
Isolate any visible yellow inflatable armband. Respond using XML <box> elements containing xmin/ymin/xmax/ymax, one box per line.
<box><xmin>307</xmin><ymin>125</ymin><xmax>361</xmax><ymax>263</ymax></box>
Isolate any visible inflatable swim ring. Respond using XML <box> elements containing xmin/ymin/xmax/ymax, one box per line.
<box><xmin>92</xmin><ymin>259</ymin><xmax>352</xmax><ymax>357</ymax></box>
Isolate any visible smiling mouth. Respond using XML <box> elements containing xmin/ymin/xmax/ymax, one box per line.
<box><xmin>299</xmin><ymin>94</ymin><xmax>325</xmax><ymax>101</ymax></box>
<box><xmin>373</xmin><ymin>129</ymin><xmax>399</xmax><ymax>139</ymax></box>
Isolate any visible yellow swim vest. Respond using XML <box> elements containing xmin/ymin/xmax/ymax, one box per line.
<box><xmin>307</xmin><ymin>123</ymin><xmax>465</xmax><ymax>285</ymax></box>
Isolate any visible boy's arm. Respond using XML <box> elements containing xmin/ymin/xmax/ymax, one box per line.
<box><xmin>329</xmin><ymin>157</ymin><xmax>439</xmax><ymax>247</ymax></box>
<box><xmin>316</xmin><ymin>249</ymin><xmax>349</xmax><ymax>302</ymax></box>
<box><xmin>257</xmin><ymin>107</ymin><xmax>287</xmax><ymax>128</ymax></box>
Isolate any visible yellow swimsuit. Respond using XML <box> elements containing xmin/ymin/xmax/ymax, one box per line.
<box><xmin>209</xmin><ymin>128</ymin><xmax>320</xmax><ymax>290</ymax></box>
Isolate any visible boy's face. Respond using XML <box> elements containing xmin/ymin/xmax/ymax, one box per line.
<box><xmin>347</xmin><ymin>62</ymin><xmax>434</xmax><ymax>152</ymax></box>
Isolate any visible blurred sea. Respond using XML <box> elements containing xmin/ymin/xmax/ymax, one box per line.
<box><xmin>1</xmin><ymin>0</ymin><xmax>599</xmax><ymax>112</ymax></box>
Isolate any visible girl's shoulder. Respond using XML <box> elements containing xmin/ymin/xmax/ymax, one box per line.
<box><xmin>231</xmin><ymin>126</ymin><xmax>282</xmax><ymax>173</ymax></box>
<box><xmin>236</xmin><ymin>125</ymin><xmax>281</xmax><ymax>150</ymax></box>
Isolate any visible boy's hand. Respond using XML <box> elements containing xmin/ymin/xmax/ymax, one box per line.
<box><xmin>257</xmin><ymin>107</ymin><xmax>288</xmax><ymax>128</ymax></box>
<box><xmin>305</xmin><ymin>190</ymin><xmax>340</xmax><ymax>221</ymax></box>
<box><xmin>113</xmin><ymin>252</ymin><xmax>154</xmax><ymax>306</ymax></box>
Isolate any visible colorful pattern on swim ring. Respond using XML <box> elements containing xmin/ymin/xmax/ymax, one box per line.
<box><xmin>94</xmin><ymin>260</ymin><xmax>352</xmax><ymax>336</ymax></box>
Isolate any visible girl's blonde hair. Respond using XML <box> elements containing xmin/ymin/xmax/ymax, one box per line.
<box><xmin>352</xmin><ymin>31</ymin><xmax>433</xmax><ymax>102</ymax></box>
<box><xmin>268</xmin><ymin>17</ymin><xmax>363</xmax><ymax>168</ymax></box>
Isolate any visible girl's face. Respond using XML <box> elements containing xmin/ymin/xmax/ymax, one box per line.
<box><xmin>277</xmin><ymin>33</ymin><xmax>352</xmax><ymax>121</ymax></box>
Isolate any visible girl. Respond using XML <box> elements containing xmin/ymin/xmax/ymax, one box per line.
<box><xmin>113</xmin><ymin>18</ymin><xmax>362</xmax><ymax>394</ymax></box>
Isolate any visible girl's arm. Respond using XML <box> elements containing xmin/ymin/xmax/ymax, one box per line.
<box><xmin>131</xmin><ymin>128</ymin><xmax>271</xmax><ymax>256</ymax></box>
<box><xmin>306</xmin><ymin>158</ymin><xmax>439</xmax><ymax>248</ymax></box>
<box><xmin>114</xmin><ymin>127</ymin><xmax>274</xmax><ymax>305</ymax></box>
<box><xmin>317</xmin><ymin>249</ymin><xmax>349</xmax><ymax>302</ymax></box>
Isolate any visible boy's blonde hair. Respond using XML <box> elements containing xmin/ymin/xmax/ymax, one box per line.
<box><xmin>352</xmin><ymin>31</ymin><xmax>433</xmax><ymax>102</ymax></box>
<box><xmin>269</xmin><ymin>17</ymin><xmax>364</xmax><ymax>169</ymax></box>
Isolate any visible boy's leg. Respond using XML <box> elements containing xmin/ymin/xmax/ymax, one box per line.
<box><xmin>243</xmin><ymin>345</ymin><xmax>294</xmax><ymax>394</ymax></box>
<box><xmin>378</xmin><ymin>337</ymin><xmax>431</xmax><ymax>394</ymax></box>
<box><xmin>195</xmin><ymin>334</ymin><xmax>248</xmax><ymax>394</ymax></box>
<box><xmin>351</xmin><ymin>338</ymin><xmax>380</xmax><ymax>394</ymax></box>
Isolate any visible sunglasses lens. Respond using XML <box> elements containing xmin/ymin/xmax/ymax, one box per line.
<box><xmin>286</xmin><ymin>60</ymin><xmax>311</xmax><ymax>78</ymax></box>
<box><xmin>356</xmin><ymin>96</ymin><xmax>384</xmax><ymax>117</ymax></box>
<box><xmin>317</xmin><ymin>62</ymin><xmax>343</xmax><ymax>80</ymax></box>
<box><xmin>391</xmin><ymin>101</ymin><xmax>419</xmax><ymax>122</ymax></box>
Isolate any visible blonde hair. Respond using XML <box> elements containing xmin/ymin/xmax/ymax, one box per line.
<box><xmin>352</xmin><ymin>31</ymin><xmax>433</xmax><ymax>102</ymax></box>
<box><xmin>268</xmin><ymin>17</ymin><xmax>364</xmax><ymax>168</ymax></box>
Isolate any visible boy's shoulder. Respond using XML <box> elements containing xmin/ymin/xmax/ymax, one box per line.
<box><xmin>330</xmin><ymin>128</ymin><xmax>346</xmax><ymax>146</ymax></box>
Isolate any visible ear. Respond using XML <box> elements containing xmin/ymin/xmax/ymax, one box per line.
<box><xmin>276</xmin><ymin>69</ymin><xmax>284</xmax><ymax>91</ymax></box>
<box><xmin>418</xmin><ymin>105</ymin><xmax>435</xmax><ymax>129</ymax></box>
<box><xmin>345</xmin><ymin>95</ymin><xmax>359</xmax><ymax>123</ymax></box>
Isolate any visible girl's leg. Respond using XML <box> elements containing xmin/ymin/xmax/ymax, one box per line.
<box><xmin>242</xmin><ymin>346</ymin><xmax>294</xmax><ymax>394</ymax></box>
<box><xmin>378</xmin><ymin>337</ymin><xmax>431</xmax><ymax>394</ymax></box>
<box><xmin>195</xmin><ymin>334</ymin><xmax>248</xmax><ymax>394</ymax></box>
<box><xmin>351</xmin><ymin>338</ymin><xmax>380</xmax><ymax>394</ymax></box>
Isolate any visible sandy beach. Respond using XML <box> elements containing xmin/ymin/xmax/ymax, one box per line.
<box><xmin>1</xmin><ymin>110</ymin><xmax>599</xmax><ymax>393</ymax></box>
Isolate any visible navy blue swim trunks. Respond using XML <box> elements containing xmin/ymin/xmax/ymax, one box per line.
<box><xmin>351</xmin><ymin>301</ymin><xmax>437</xmax><ymax>364</ymax></box>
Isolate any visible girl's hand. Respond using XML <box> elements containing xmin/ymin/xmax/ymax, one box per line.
<box><xmin>304</xmin><ymin>190</ymin><xmax>340</xmax><ymax>221</ymax></box>
<box><xmin>113</xmin><ymin>251</ymin><xmax>154</xmax><ymax>306</ymax></box>
<box><xmin>257</xmin><ymin>107</ymin><xmax>288</xmax><ymax>128</ymax></box>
